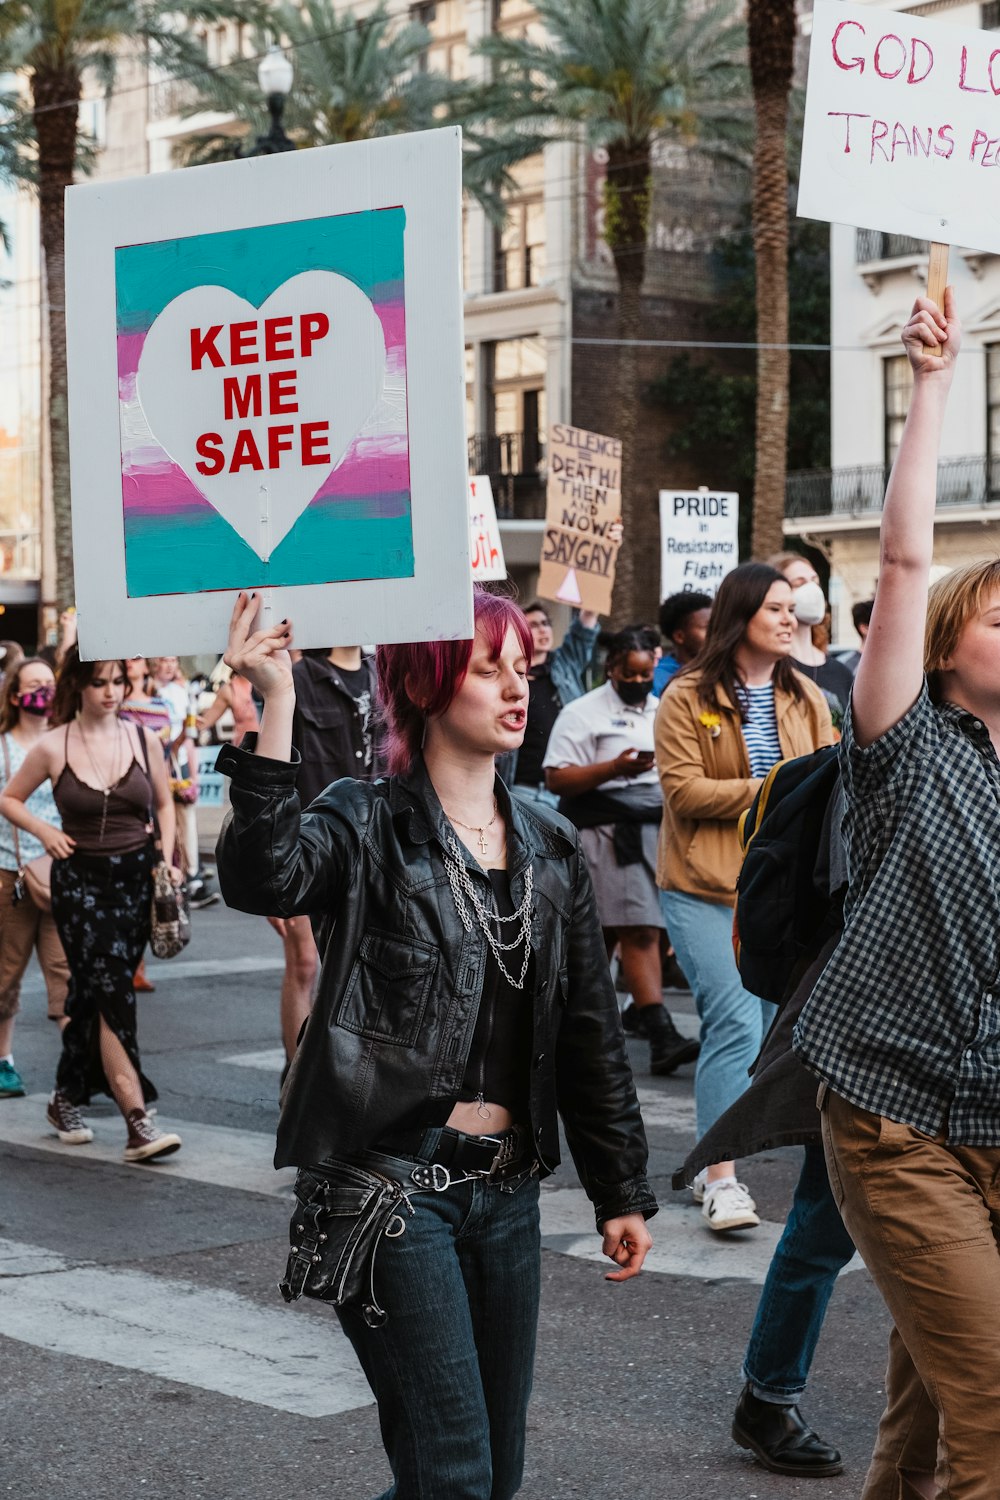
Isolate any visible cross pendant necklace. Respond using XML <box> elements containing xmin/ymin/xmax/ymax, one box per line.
<box><xmin>445</xmin><ymin>796</ymin><xmax>498</xmax><ymax>859</ymax></box>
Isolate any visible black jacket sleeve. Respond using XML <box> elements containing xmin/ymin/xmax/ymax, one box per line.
<box><xmin>215</xmin><ymin>739</ymin><xmax>364</xmax><ymax>917</ymax></box>
<box><xmin>555</xmin><ymin>840</ymin><xmax>659</xmax><ymax>1228</ymax></box>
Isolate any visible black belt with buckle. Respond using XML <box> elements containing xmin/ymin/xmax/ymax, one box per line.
<box><xmin>379</xmin><ymin>1123</ymin><xmax>532</xmax><ymax>1181</ymax></box>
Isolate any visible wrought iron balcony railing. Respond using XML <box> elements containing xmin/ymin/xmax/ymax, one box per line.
<box><xmin>467</xmin><ymin>431</ymin><xmax>547</xmax><ymax>519</ymax></box>
<box><xmin>855</xmin><ymin>229</ymin><xmax>927</xmax><ymax>263</ymax></box>
<box><xmin>786</xmin><ymin>455</ymin><xmax>1000</xmax><ymax>521</ymax></box>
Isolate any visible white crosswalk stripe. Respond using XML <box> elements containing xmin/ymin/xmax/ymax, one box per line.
<box><xmin>0</xmin><ymin>1237</ymin><xmax>373</xmax><ymax>1417</ymax></box>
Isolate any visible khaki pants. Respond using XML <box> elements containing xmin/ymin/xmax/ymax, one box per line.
<box><xmin>0</xmin><ymin>866</ymin><xmax>70</xmax><ymax>1022</ymax></box>
<box><xmin>821</xmin><ymin>1086</ymin><xmax>1000</xmax><ymax>1499</ymax></box>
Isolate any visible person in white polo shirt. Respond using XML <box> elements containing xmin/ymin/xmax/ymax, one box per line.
<box><xmin>543</xmin><ymin>626</ymin><xmax>699</xmax><ymax>1077</ymax></box>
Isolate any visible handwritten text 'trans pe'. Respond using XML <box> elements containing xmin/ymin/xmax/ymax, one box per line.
<box><xmin>799</xmin><ymin>0</ymin><xmax>1000</xmax><ymax>257</ymax></box>
<box><xmin>828</xmin><ymin>18</ymin><xmax>1000</xmax><ymax>168</ymax></box>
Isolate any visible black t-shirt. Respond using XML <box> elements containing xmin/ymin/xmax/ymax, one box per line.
<box><xmin>515</xmin><ymin>661</ymin><xmax>561</xmax><ymax>786</ymax></box>
<box><xmin>793</xmin><ymin>656</ymin><xmax>854</xmax><ymax>721</ymax></box>
<box><xmin>335</xmin><ymin>664</ymin><xmax>375</xmax><ymax>772</ymax></box>
<box><xmin>457</xmin><ymin>870</ymin><xmax>533</xmax><ymax>1123</ymax></box>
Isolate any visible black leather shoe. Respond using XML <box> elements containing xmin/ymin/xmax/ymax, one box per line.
<box><xmin>732</xmin><ymin>1384</ymin><xmax>844</xmax><ymax>1477</ymax></box>
<box><xmin>641</xmin><ymin>1004</ymin><xmax>701</xmax><ymax>1075</ymax></box>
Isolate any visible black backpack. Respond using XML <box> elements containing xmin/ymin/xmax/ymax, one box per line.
<box><xmin>733</xmin><ymin>745</ymin><xmax>841</xmax><ymax>1006</ymax></box>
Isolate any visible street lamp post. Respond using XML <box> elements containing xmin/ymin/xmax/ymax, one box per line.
<box><xmin>246</xmin><ymin>45</ymin><xmax>295</xmax><ymax>156</ymax></box>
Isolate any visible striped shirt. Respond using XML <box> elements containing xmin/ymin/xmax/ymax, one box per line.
<box><xmin>794</xmin><ymin>685</ymin><xmax>1000</xmax><ymax>1145</ymax></box>
<box><xmin>737</xmin><ymin>681</ymin><xmax>783</xmax><ymax>778</ymax></box>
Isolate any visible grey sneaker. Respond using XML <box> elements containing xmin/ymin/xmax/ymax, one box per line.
<box><xmin>124</xmin><ymin>1109</ymin><xmax>181</xmax><ymax>1162</ymax></box>
<box><xmin>47</xmin><ymin>1089</ymin><xmax>94</xmax><ymax>1144</ymax></box>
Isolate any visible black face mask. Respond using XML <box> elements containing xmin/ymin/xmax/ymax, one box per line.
<box><xmin>614</xmin><ymin>678</ymin><xmax>653</xmax><ymax>706</ymax></box>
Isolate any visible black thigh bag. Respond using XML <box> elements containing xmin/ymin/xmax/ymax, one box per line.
<box><xmin>279</xmin><ymin>1160</ymin><xmax>414</xmax><ymax>1328</ymax></box>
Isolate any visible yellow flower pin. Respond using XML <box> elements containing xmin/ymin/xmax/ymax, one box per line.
<box><xmin>698</xmin><ymin>711</ymin><xmax>722</xmax><ymax>739</ymax></box>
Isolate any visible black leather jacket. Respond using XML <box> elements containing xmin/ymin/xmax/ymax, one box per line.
<box><xmin>215</xmin><ymin>745</ymin><xmax>657</xmax><ymax>1228</ymax></box>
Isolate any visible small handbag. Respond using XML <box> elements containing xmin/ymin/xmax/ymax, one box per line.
<box><xmin>150</xmin><ymin>858</ymin><xmax>190</xmax><ymax>960</ymax></box>
<box><xmin>2</xmin><ymin>734</ymin><xmax>53</xmax><ymax>913</ymax></box>
<box><xmin>137</xmin><ymin>729</ymin><xmax>190</xmax><ymax>960</ymax></box>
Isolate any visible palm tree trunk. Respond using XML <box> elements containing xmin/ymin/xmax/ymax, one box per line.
<box><xmin>31</xmin><ymin>66</ymin><xmax>80</xmax><ymax>614</ymax></box>
<box><xmin>749</xmin><ymin>0</ymin><xmax>795</xmax><ymax>560</ymax></box>
<box><xmin>606</xmin><ymin>144</ymin><xmax>655</xmax><ymax>626</ymax></box>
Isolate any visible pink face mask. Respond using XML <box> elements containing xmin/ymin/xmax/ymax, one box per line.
<box><xmin>18</xmin><ymin>685</ymin><xmax>54</xmax><ymax>717</ymax></box>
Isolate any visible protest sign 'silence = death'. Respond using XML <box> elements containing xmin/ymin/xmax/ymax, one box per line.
<box><xmin>799</xmin><ymin>0</ymin><xmax>1000</xmax><ymax>255</ymax></box>
<box><xmin>537</xmin><ymin>423</ymin><xmax>621</xmax><ymax>615</ymax></box>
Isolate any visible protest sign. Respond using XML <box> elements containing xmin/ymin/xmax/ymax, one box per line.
<box><xmin>65</xmin><ymin>127</ymin><xmax>472</xmax><ymax>657</ymax></box>
<box><xmin>799</xmin><ymin>0</ymin><xmax>1000</xmax><ymax>257</ymax></box>
<box><xmin>537</xmin><ymin>423</ymin><xmax>621</xmax><ymax>615</ymax></box>
<box><xmin>468</xmin><ymin>476</ymin><xmax>506</xmax><ymax>581</ymax></box>
<box><xmin>659</xmin><ymin>490</ymin><xmax>738</xmax><ymax>599</ymax></box>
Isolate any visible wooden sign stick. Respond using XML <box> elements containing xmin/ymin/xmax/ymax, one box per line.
<box><xmin>926</xmin><ymin>241</ymin><xmax>950</xmax><ymax>356</ymax></box>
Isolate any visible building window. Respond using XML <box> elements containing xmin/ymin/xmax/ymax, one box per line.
<box><xmin>494</xmin><ymin>155</ymin><xmax>545</xmax><ymax>292</ymax></box>
<box><xmin>492</xmin><ymin>0</ymin><xmax>538</xmax><ymax>36</ymax></box>
<box><xmin>983</xmin><ymin>1</ymin><xmax>1000</xmax><ymax>29</ymax></box>
<box><xmin>987</xmin><ymin>345</ymin><xmax>1000</xmax><ymax>490</ymax></box>
<box><xmin>465</xmin><ymin>344</ymin><xmax>476</xmax><ymax>440</ymax></box>
<box><xmin>415</xmin><ymin>0</ymin><xmax>468</xmax><ymax>77</ymax></box>
<box><xmin>487</xmin><ymin>336</ymin><xmax>547</xmax><ymax>472</ymax></box>
<box><xmin>883</xmin><ymin>353</ymin><xmax>913</xmax><ymax>469</ymax></box>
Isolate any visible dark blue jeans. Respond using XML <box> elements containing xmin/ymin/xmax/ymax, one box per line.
<box><xmin>336</xmin><ymin>1162</ymin><xmax>541</xmax><ymax>1500</ymax></box>
<box><xmin>742</xmin><ymin>1141</ymin><xmax>856</xmax><ymax>1403</ymax></box>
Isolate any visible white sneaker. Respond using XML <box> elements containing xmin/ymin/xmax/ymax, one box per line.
<box><xmin>692</xmin><ymin>1168</ymin><xmax>707</xmax><ymax>1204</ymax></box>
<box><xmin>702</xmin><ymin>1180</ymin><xmax>759</xmax><ymax>1232</ymax></box>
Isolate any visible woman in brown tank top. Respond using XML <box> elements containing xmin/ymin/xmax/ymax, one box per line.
<box><xmin>0</xmin><ymin>647</ymin><xmax>184</xmax><ymax>1162</ymax></box>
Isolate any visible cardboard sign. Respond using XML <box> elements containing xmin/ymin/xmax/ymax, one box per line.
<box><xmin>65</xmin><ymin>127</ymin><xmax>472</xmax><ymax>657</ymax></box>
<box><xmin>659</xmin><ymin>490</ymin><xmax>739</xmax><ymax>599</ymax></box>
<box><xmin>799</xmin><ymin>0</ymin><xmax>1000</xmax><ymax>254</ymax></box>
<box><xmin>537</xmin><ymin>423</ymin><xmax>621</xmax><ymax>615</ymax></box>
<box><xmin>468</xmin><ymin>476</ymin><xmax>506</xmax><ymax>581</ymax></box>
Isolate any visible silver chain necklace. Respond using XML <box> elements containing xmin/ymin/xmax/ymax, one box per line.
<box><xmin>442</xmin><ymin>832</ymin><xmax>533</xmax><ymax>990</ymax></box>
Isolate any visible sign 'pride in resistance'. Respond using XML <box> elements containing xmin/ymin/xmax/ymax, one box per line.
<box><xmin>799</xmin><ymin>0</ymin><xmax>1000</xmax><ymax>253</ymax></box>
<box><xmin>67</xmin><ymin>128</ymin><xmax>471</xmax><ymax>657</ymax></box>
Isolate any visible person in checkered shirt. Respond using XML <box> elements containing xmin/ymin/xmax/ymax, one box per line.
<box><xmin>794</xmin><ymin>287</ymin><xmax>1000</xmax><ymax>1497</ymax></box>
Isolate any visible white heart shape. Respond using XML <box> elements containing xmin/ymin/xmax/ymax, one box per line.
<box><xmin>136</xmin><ymin>271</ymin><xmax>387</xmax><ymax>559</ymax></box>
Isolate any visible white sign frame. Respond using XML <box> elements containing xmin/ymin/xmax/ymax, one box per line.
<box><xmin>66</xmin><ymin>127</ymin><xmax>472</xmax><ymax>658</ymax></box>
<box><xmin>799</xmin><ymin>0</ymin><xmax>1000</xmax><ymax>254</ymax></box>
<box><xmin>659</xmin><ymin>490</ymin><xmax>739</xmax><ymax>599</ymax></box>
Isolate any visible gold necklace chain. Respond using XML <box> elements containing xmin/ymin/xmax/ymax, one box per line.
<box><xmin>443</xmin><ymin>795</ymin><xmax>498</xmax><ymax>856</ymax></box>
<box><xmin>76</xmin><ymin>718</ymin><xmax>124</xmax><ymax>844</ymax></box>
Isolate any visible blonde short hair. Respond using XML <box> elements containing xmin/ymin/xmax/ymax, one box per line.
<box><xmin>925</xmin><ymin>558</ymin><xmax>1000</xmax><ymax>696</ymax></box>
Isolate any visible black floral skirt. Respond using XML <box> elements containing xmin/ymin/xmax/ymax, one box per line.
<box><xmin>52</xmin><ymin>844</ymin><xmax>155</xmax><ymax>1106</ymax></box>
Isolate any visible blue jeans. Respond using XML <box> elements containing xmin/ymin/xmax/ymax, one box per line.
<box><xmin>660</xmin><ymin>889</ymin><xmax>776</xmax><ymax>1139</ymax></box>
<box><xmin>743</xmin><ymin>1142</ymin><xmax>856</xmax><ymax>1402</ymax></box>
<box><xmin>336</xmin><ymin>1165</ymin><xmax>541</xmax><ymax>1499</ymax></box>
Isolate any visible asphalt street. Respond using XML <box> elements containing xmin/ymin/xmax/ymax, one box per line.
<box><xmin>1</xmin><ymin>886</ymin><xmax>892</xmax><ymax>1500</ymax></box>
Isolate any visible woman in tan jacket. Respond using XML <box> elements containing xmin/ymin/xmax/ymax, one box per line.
<box><xmin>656</xmin><ymin>562</ymin><xmax>833</xmax><ymax>1232</ymax></box>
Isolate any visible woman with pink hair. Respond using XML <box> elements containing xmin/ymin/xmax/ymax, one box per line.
<box><xmin>215</xmin><ymin>586</ymin><xmax>655</xmax><ymax>1500</ymax></box>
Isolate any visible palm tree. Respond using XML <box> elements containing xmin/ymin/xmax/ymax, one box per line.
<box><xmin>178</xmin><ymin>2</ymin><xmax>456</xmax><ymax>163</ymax></box>
<box><xmin>747</xmin><ymin>0</ymin><xmax>796</xmax><ymax>559</ymax></box>
<box><xmin>469</xmin><ymin>0</ymin><xmax>749</xmax><ymax>623</ymax></box>
<box><xmin>3</xmin><ymin>0</ymin><xmax>244</xmax><ymax>610</ymax></box>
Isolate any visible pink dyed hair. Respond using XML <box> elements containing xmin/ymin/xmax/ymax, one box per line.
<box><xmin>376</xmin><ymin>589</ymin><xmax>533</xmax><ymax>775</ymax></box>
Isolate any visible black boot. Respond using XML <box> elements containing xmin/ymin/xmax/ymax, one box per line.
<box><xmin>732</xmin><ymin>1384</ymin><xmax>843</xmax><ymax>1477</ymax></box>
<box><xmin>640</xmin><ymin>1003</ymin><xmax>700</xmax><ymax>1075</ymax></box>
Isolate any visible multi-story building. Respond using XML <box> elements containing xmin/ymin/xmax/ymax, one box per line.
<box><xmin>2</xmin><ymin>1</ymin><xmax>747</xmax><ymax>645</ymax></box>
<box><xmin>787</xmin><ymin>0</ymin><xmax>1000</xmax><ymax>645</ymax></box>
